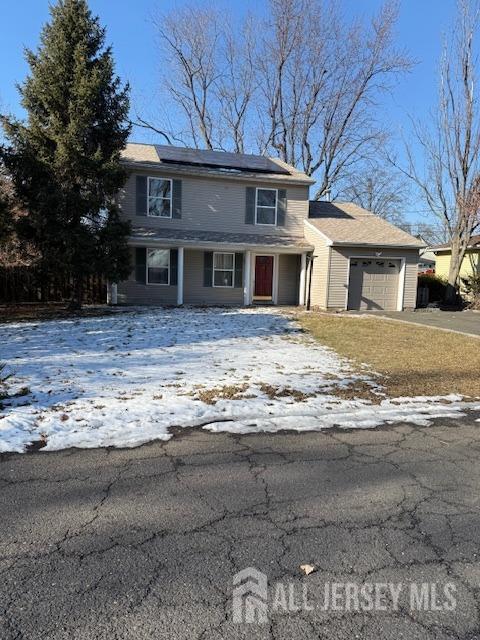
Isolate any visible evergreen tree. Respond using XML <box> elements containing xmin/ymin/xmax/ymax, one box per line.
<box><xmin>0</xmin><ymin>163</ymin><xmax>14</xmax><ymax>242</ymax></box>
<box><xmin>1</xmin><ymin>0</ymin><xmax>131</xmax><ymax>308</ymax></box>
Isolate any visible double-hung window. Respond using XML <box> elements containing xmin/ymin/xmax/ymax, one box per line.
<box><xmin>147</xmin><ymin>248</ymin><xmax>170</xmax><ymax>285</ymax></box>
<box><xmin>213</xmin><ymin>252</ymin><xmax>235</xmax><ymax>287</ymax></box>
<box><xmin>148</xmin><ymin>177</ymin><xmax>172</xmax><ymax>218</ymax></box>
<box><xmin>255</xmin><ymin>188</ymin><xmax>277</xmax><ymax>226</ymax></box>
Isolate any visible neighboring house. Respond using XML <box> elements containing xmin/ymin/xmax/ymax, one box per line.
<box><xmin>115</xmin><ymin>143</ymin><xmax>423</xmax><ymax>311</ymax></box>
<box><xmin>432</xmin><ymin>235</ymin><xmax>480</xmax><ymax>286</ymax></box>
<box><xmin>418</xmin><ymin>245</ymin><xmax>436</xmax><ymax>274</ymax></box>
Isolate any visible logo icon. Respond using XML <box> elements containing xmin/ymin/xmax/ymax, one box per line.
<box><xmin>232</xmin><ymin>567</ymin><xmax>268</xmax><ymax>624</ymax></box>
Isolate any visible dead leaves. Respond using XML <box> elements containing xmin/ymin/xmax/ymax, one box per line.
<box><xmin>300</xmin><ymin>564</ymin><xmax>316</xmax><ymax>576</ymax></box>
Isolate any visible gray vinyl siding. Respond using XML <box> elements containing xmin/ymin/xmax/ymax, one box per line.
<box><xmin>183</xmin><ymin>250</ymin><xmax>243</xmax><ymax>305</ymax></box>
<box><xmin>119</xmin><ymin>170</ymin><xmax>309</xmax><ymax>237</ymax></box>
<box><xmin>117</xmin><ymin>247</ymin><xmax>178</xmax><ymax>305</ymax></box>
<box><xmin>327</xmin><ymin>247</ymin><xmax>420</xmax><ymax>310</ymax></box>
<box><xmin>277</xmin><ymin>254</ymin><xmax>300</xmax><ymax>305</ymax></box>
<box><xmin>303</xmin><ymin>225</ymin><xmax>329</xmax><ymax>308</ymax></box>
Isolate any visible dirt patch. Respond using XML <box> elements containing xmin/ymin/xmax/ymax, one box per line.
<box><xmin>327</xmin><ymin>381</ymin><xmax>383</xmax><ymax>403</ymax></box>
<box><xmin>258</xmin><ymin>383</ymin><xmax>316</xmax><ymax>402</ymax></box>
<box><xmin>194</xmin><ymin>384</ymin><xmax>251</xmax><ymax>405</ymax></box>
<box><xmin>0</xmin><ymin>303</ymin><xmax>133</xmax><ymax>324</ymax></box>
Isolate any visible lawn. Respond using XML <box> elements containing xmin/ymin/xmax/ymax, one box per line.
<box><xmin>298</xmin><ymin>312</ymin><xmax>480</xmax><ymax>399</ymax></box>
<box><xmin>0</xmin><ymin>308</ymin><xmax>476</xmax><ymax>453</ymax></box>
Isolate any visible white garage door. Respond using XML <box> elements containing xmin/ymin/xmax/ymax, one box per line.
<box><xmin>347</xmin><ymin>258</ymin><xmax>401</xmax><ymax>310</ymax></box>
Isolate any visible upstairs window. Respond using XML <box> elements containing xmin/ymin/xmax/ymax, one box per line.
<box><xmin>255</xmin><ymin>188</ymin><xmax>278</xmax><ymax>226</ymax></box>
<box><xmin>213</xmin><ymin>252</ymin><xmax>235</xmax><ymax>287</ymax></box>
<box><xmin>148</xmin><ymin>177</ymin><xmax>172</xmax><ymax>218</ymax></box>
<box><xmin>147</xmin><ymin>248</ymin><xmax>170</xmax><ymax>285</ymax></box>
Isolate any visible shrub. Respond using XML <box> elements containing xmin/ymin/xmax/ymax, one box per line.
<box><xmin>418</xmin><ymin>274</ymin><xmax>448</xmax><ymax>302</ymax></box>
<box><xmin>461</xmin><ymin>273</ymin><xmax>480</xmax><ymax>309</ymax></box>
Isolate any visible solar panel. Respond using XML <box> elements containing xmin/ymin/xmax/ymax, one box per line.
<box><xmin>154</xmin><ymin>145</ymin><xmax>290</xmax><ymax>175</ymax></box>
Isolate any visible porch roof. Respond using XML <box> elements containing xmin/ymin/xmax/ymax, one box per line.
<box><xmin>129</xmin><ymin>226</ymin><xmax>313</xmax><ymax>253</ymax></box>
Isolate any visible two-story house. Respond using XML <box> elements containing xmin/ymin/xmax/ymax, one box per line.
<box><xmin>115</xmin><ymin>143</ymin><xmax>423</xmax><ymax>311</ymax></box>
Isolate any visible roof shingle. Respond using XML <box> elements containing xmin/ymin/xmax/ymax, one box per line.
<box><xmin>307</xmin><ymin>201</ymin><xmax>424</xmax><ymax>248</ymax></box>
<box><xmin>129</xmin><ymin>226</ymin><xmax>313</xmax><ymax>251</ymax></box>
<box><xmin>121</xmin><ymin>143</ymin><xmax>314</xmax><ymax>184</ymax></box>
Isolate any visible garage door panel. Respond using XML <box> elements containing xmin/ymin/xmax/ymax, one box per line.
<box><xmin>347</xmin><ymin>258</ymin><xmax>400</xmax><ymax>310</ymax></box>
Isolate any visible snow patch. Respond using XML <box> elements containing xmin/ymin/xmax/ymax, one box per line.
<box><xmin>0</xmin><ymin>307</ymin><xmax>476</xmax><ymax>452</ymax></box>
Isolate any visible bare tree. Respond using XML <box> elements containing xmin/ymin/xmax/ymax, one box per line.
<box><xmin>154</xmin><ymin>6</ymin><xmax>222</xmax><ymax>149</ymax></box>
<box><xmin>216</xmin><ymin>19</ymin><xmax>257</xmax><ymax>153</ymax></box>
<box><xmin>145</xmin><ymin>0</ymin><xmax>411</xmax><ymax>192</ymax></box>
<box><xmin>148</xmin><ymin>7</ymin><xmax>256</xmax><ymax>152</ymax></box>
<box><xmin>257</xmin><ymin>0</ymin><xmax>412</xmax><ymax>196</ymax></box>
<box><xmin>397</xmin><ymin>0</ymin><xmax>480</xmax><ymax>302</ymax></box>
<box><xmin>338</xmin><ymin>161</ymin><xmax>409</xmax><ymax>224</ymax></box>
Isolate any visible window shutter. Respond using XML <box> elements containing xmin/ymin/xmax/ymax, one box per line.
<box><xmin>245</xmin><ymin>187</ymin><xmax>255</xmax><ymax>224</ymax></box>
<box><xmin>136</xmin><ymin>176</ymin><xmax>147</xmax><ymax>216</ymax></box>
<box><xmin>277</xmin><ymin>189</ymin><xmax>287</xmax><ymax>226</ymax></box>
<box><xmin>234</xmin><ymin>253</ymin><xmax>244</xmax><ymax>288</ymax></box>
<box><xmin>170</xmin><ymin>248</ymin><xmax>178</xmax><ymax>285</ymax></box>
<box><xmin>172</xmin><ymin>180</ymin><xmax>182</xmax><ymax>219</ymax></box>
<box><xmin>203</xmin><ymin>251</ymin><xmax>213</xmax><ymax>287</ymax></box>
<box><xmin>135</xmin><ymin>248</ymin><xmax>147</xmax><ymax>283</ymax></box>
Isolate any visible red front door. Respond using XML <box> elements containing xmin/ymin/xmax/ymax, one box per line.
<box><xmin>254</xmin><ymin>255</ymin><xmax>274</xmax><ymax>297</ymax></box>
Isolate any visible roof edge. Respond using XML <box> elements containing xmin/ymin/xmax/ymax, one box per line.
<box><xmin>304</xmin><ymin>219</ymin><xmax>333</xmax><ymax>245</ymax></box>
<box><xmin>120</xmin><ymin>158</ymin><xmax>315</xmax><ymax>185</ymax></box>
<box><xmin>331</xmin><ymin>241</ymin><xmax>425</xmax><ymax>249</ymax></box>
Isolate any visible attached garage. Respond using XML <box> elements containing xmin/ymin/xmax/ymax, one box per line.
<box><xmin>303</xmin><ymin>202</ymin><xmax>424</xmax><ymax>311</ymax></box>
<box><xmin>347</xmin><ymin>257</ymin><xmax>402</xmax><ymax>311</ymax></box>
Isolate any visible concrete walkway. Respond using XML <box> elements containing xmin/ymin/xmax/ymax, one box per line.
<box><xmin>356</xmin><ymin>310</ymin><xmax>480</xmax><ymax>337</ymax></box>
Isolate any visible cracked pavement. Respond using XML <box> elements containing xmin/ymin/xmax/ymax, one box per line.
<box><xmin>1</xmin><ymin>413</ymin><xmax>480</xmax><ymax>639</ymax></box>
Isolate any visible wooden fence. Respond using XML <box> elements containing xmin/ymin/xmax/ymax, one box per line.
<box><xmin>0</xmin><ymin>267</ymin><xmax>107</xmax><ymax>304</ymax></box>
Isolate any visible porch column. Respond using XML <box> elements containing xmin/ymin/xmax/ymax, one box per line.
<box><xmin>177</xmin><ymin>247</ymin><xmax>184</xmax><ymax>305</ymax></box>
<box><xmin>244</xmin><ymin>250</ymin><xmax>251</xmax><ymax>305</ymax></box>
<box><xmin>111</xmin><ymin>283</ymin><xmax>118</xmax><ymax>305</ymax></box>
<box><xmin>299</xmin><ymin>253</ymin><xmax>307</xmax><ymax>306</ymax></box>
<box><xmin>107</xmin><ymin>282</ymin><xmax>118</xmax><ymax>305</ymax></box>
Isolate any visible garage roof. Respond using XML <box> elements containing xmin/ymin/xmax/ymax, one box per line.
<box><xmin>307</xmin><ymin>201</ymin><xmax>425</xmax><ymax>248</ymax></box>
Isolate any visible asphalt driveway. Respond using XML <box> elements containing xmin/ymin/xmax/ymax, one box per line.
<box><xmin>1</xmin><ymin>412</ymin><xmax>480</xmax><ymax>639</ymax></box>
<box><xmin>357</xmin><ymin>310</ymin><xmax>480</xmax><ymax>336</ymax></box>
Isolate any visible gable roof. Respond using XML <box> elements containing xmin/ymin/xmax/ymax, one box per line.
<box><xmin>307</xmin><ymin>201</ymin><xmax>424</xmax><ymax>248</ymax></box>
<box><xmin>431</xmin><ymin>234</ymin><xmax>480</xmax><ymax>251</ymax></box>
<box><xmin>121</xmin><ymin>143</ymin><xmax>314</xmax><ymax>185</ymax></box>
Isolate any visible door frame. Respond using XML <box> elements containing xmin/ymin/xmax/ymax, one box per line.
<box><xmin>251</xmin><ymin>253</ymin><xmax>279</xmax><ymax>304</ymax></box>
<box><xmin>345</xmin><ymin>255</ymin><xmax>406</xmax><ymax>311</ymax></box>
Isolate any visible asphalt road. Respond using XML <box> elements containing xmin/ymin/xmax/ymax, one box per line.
<box><xmin>357</xmin><ymin>310</ymin><xmax>480</xmax><ymax>337</ymax></box>
<box><xmin>1</xmin><ymin>414</ymin><xmax>480</xmax><ymax>639</ymax></box>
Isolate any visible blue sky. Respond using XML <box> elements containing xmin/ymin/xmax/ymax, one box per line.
<box><xmin>0</xmin><ymin>0</ymin><xmax>457</xmax><ymax>222</ymax></box>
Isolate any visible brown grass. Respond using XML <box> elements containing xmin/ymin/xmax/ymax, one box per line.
<box><xmin>298</xmin><ymin>313</ymin><xmax>480</xmax><ymax>399</ymax></box>
<box><xmin>258</xmin><ymin>383</ymin><xmax>316</xmax><ymax>402</ymax></box>
<box><xmin>194</xmin><ymin>384</ymin><xmax>250</xmax><ymax>405</ymax></box>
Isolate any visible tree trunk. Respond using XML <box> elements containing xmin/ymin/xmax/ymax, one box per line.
<box><xmin>445</xmin><ymin>237</ymin><xmax>464</xmax><ymax>305</ymax></box>
<box><xmin>68</xmin><ymin>274</ymin><xmax>83</xmax><ymax>311</ymax></box>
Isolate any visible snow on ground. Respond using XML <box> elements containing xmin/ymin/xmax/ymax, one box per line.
<box><xmin>0</xmin><ymin>307</ymin><xmax>476</xmax><ymax>453</ymax></box>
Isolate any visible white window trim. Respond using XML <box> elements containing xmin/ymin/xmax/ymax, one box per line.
<box><xmin>146</xmin><ymin>248</ymin><xmax>171</xmax><ymax>286</ymax></box>
<box><xmin>147</xmin><ymin>176</ymin><xmax>173</xmax><ymax>219</ymax></box>
<box><xmin>213</xmin><ymin>252</ymin><xmax>235</xmax><ymax>288</ymax></box>
<box><xmin>255</xmin><ymin>188</ymin><xmax>278</xmax><ymax>226</ymax></box>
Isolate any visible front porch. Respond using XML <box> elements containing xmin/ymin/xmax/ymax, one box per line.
<box><xmin>114</xmin><ymin>245</ymin><xmax>310</xmax><ymax>307</ymax></box>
